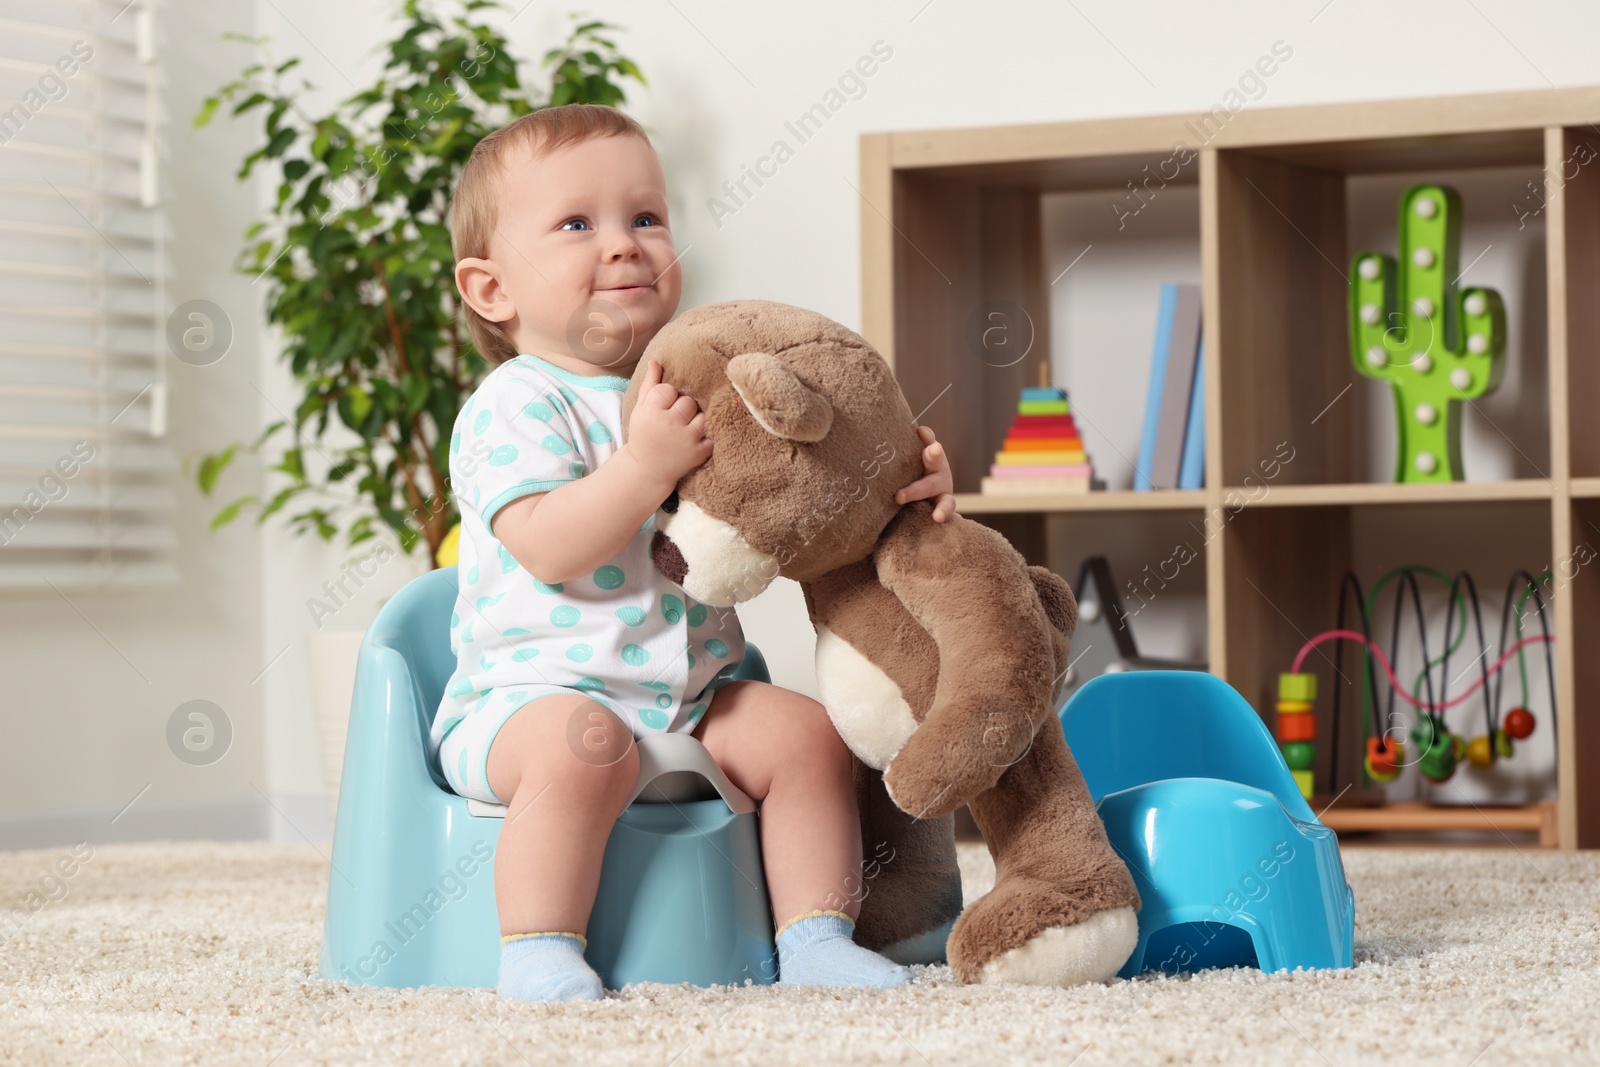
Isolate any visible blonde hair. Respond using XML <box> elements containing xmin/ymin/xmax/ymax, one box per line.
<box><xmin>450</xmin><ymin>103</ymin><xmax>653</xmax><ymax>366</ymax></box>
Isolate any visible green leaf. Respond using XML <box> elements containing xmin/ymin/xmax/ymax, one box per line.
<box><xmin>210</xmin><ymin>495</ymin><xmax>258</xmax><ymax>531</ymax></box>
<box><xmin>346</xmin><ymin>513</ymin><xmax>377</xmax><ymax>547</ymax></box>
<box><xmin>401</xmin><ymin>377</ymin><xmax>430</xmax><ymax>417</ymax></box>
<box><xmin>277</xmin><ymin>445</ymin><xmax>306</xmax><ymax>482</ymax></box>
<box><xmin>257</xmin><ymin>485</ymin><xmax>302</xmax><ymax>522</ymax></box>
<box><xmin>196</xmin><ymin>446</ymin><xmax>236</xmax><ymax>495</ymax></box>
<box><xmin>253</xmin><ymin>420</ymin><xmax>286</xmax><ymax>448</ymax></box>
<box><xmin>264</xmin><ymin>127</ymin><xmax>296</xmax><ymax>158</ymax></box>
<box><xmin>348</xmin><ymin>387</ymin><xmax>372</xmax><ymax>425</ymax></box>
<box><xmin>194</xmin><ymin>95</ymin><xmax>221</xmax><ymax>128</ymax></box>
<box><xmin>231</xmin><ymin>91</ymin><xmax>269</xmax><ymax>117</ymax></box>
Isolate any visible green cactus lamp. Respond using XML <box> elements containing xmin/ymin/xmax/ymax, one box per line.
<box><xmin>1349</xmin><ymin>184</ymin><xmax>1507</xmax><ymax>483</ymax></box>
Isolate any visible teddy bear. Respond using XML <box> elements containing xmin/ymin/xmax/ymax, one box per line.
<box><xmin>618</xmin><ymin>299</ymin><xmax>1141</xmax><ymax>986</ymax></box>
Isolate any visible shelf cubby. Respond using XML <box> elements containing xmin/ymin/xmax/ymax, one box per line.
<box><xmin>1212</xmin><ymin>132</ymin><xmax>1550</xmax><ymax>489</ymax></box>
<box><xmin>1221</xmin><ymin>498</ymin><xmax>1553</xmax><ymax>800</ymax></box>
<box><xmin>862</xmin><ymin>87</ymin><xmax>1600</xmax><ymax>849</ymax></box>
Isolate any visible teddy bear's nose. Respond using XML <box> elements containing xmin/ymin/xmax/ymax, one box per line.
<box><xmin>662</xmin><ymin>489</ymin><xmax>679</xmax><ymax>514</ymax></box>
<box><xmin>651</xmin><ymin>530</ymin><xmax>688</xmax><ymax>585</ymax></box>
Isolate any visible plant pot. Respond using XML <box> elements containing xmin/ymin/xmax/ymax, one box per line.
<box><xmin>308</xmin><ymin>628</ymin><xmax>368</xmax><ymax>821</ymax></box>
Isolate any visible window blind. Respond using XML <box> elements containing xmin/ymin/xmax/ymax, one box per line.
<box><xmin>0</xmin><ymin>0</ymin><xmax>178</xmax><ymax>591</ymax></box>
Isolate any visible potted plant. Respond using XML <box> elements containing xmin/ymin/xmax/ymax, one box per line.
<box><xmin>193</xmin><ymin>0</ymin><xmax>648</xmax><ymax>814</ymax></box>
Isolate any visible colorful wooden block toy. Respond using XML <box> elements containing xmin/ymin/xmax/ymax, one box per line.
<box><xmin>980</xmin><ymin>372</ymin><xmax>1100</xmax><ymax>495</ymax></box>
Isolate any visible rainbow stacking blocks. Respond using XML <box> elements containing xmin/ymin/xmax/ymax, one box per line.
<box><xmin>980</xmin><ymin>386</ymin><xmax>1096</xmax><ymax>496</ymax></box>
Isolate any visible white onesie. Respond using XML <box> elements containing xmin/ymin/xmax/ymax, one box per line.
<box><xmin>430</xmin><ymin>352</ymin><xmax>745</xmax><ymax>805</ymax></box>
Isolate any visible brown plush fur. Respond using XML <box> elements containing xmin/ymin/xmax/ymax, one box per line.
<box><xmin>619</xmin><ymin>300</ymin><xmax>1140</xmax><ymax>984</ymax></box>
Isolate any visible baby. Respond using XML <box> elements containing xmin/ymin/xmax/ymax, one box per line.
<box><xmin>433</xmin><ymin>103</ymin><xmax>959</xmax><ymax>1002</ymax></box>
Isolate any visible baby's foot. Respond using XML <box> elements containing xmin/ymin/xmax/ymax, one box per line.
<box><xmin>497</xmin><ymin>932</ymin><xmax>604</xmax><ymax>1002</ymax></box>
<box><xmin>775</xmin><ymin>911</ymin><xmax>913</xmax><ymax>989</ymax></box>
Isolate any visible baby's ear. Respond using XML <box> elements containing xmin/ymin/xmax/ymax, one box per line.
<box><xmin>726</xmin><ymin>352</ymin><xmax>833</xmax><ymax>442</ymax></box>
<box><xmin>455</xmin><ymin>257</ymin><xmax>514</xmax><ymax>322</ymax></box>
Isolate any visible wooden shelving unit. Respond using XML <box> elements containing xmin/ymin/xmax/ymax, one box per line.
<box><xmin>860</xmin><ymin>87</ymin><xmax>1600</xmax><ymax>851</ymax></box>
<box><xmin>1319</xmin><ymin>800</ymin><xmax>1560</xmax><ymax>848</ymax></box>
<box><xmin>1234</xmin><ymin>480</ymin><xmax>1553</xmax><ymax>508</ymax></box>
<box><xmin>951</xmin><ymin>489</ymin><xmax>1206</xmax><ymax>514</ymax></box>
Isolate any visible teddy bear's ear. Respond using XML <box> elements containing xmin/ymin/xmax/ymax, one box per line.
<box><xmin>726</xmin><ymin>351</ymin><xmax>833</xmax><ymax>442</ymax></box>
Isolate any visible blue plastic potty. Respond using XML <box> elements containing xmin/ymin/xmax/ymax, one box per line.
<box><xmin>319</xmin><ymin>565</ymin><xmax>777</xmax><ymax>990</ymax></box>
<box><xmin>1059</xmin><ymin>671</ymin><xmax>1355</xmax><ymax>978</ymax></box>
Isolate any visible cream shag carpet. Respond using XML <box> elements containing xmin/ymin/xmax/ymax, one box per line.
<box><xmin>2</xmin><ymin>840</ymin><xmax>1597</xmax><ymax>1066</ymax></box>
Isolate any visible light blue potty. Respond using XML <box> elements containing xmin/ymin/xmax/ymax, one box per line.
<box><xmin>319</xmin><ymin>565</ymin><xmax>777</xmax><ymax>990</ymax></box>
<box><xmin>1059</xmin><ymin>671</ymin><xmax>1355</xmax><ymax>978</ymax></box>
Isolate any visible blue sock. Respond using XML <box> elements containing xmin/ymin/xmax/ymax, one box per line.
<box><xmin>497</xmin><ymin>932</ymin><xmax>604</xmax><ymax>1002</ymax></box>
<box><xmin>775</xmin><ymin>910</ymin><xmax>913</xmax><ymax>989</ymax></box>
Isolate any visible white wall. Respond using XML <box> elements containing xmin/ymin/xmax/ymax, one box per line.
<box><xmin>5</xmin><ymin>0</ymin><xmax>1595</xmax><ymax>846</ymax></box>
<box><xmin>0</xmin><ymin>0</ymin><xmax>270</xmax><ymax>847</ymax></box>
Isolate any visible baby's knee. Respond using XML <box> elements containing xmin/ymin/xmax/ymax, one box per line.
<box><xmin>498</xmin><ymin>697</ymin><xmax>639</xmax><ymax>803</ymax></box>
<box><xmin>555</xmin><ymin>702</ymin><xmax>639</xmax><ymax>797</ymax></box>
<box><xmin>773</xmin><ymin>690</ymin><xmax>852</xmax><ymax>774</ymax></box>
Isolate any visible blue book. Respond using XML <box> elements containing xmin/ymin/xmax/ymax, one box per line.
<box><xmin>1134</xmin><ymin>284</ymin><xmax>1179</xmax><ymax>491</ymax></box>
<box><xmin>1178</xmin><ymin>338</ymin><xmax>1205</xmax><ymax>489</ymax></box>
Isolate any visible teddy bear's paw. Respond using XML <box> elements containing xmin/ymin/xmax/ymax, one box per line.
<box><xmin>882</xmin><ymin>722</ymin><xmax>1014</xmax><ymax>819</ymax></box>
<box><xmin>947</xmin><ymin>876</ymin><xmax>1139</xmax><ymax>987</ymax></box>
<box><xmin>882</xmin><ymin>755</ymin><xmax>989</xmax><ymax>820</ymax></box>
<box><xmin>975</xmin><ymin>907</ymin><xmax>1138</xmax><ymax>987</ymax></box>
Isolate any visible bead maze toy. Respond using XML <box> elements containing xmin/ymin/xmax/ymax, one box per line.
<box><xmin>1348</xmin><ymin>183</ymin><xmax>1507</xmax><ymax>483</ymax></box>
<box><xmin>980</xmin><ymin>366</ymin><xmax>1099</xmax><ymax>495</ymax></box>
<box><xmin>1272</xmin><ymin>567</ymin><xmax>1555</xmax><ymax>799</ymax></box>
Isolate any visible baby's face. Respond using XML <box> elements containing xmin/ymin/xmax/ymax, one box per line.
<box><xmin>486</xmin><ymin>133</ymin><xmax>682</xmax><ymax>374</ymax></box>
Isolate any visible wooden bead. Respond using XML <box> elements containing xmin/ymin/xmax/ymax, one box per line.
<box><xmin>1277</xmin><ymin>712</ymin><xmax>1317</xmax><ymax>742</ymax></box>
<box><xmin>1281</xmin><ymin>741</ymin><xmax>1316</xmax><ymax>771</ymax></box>
<box><xmin>1366</xmin><ymin>736</ymin><xmax>1403</xmax><ymax>777</ymax></box>
<box><xmin>1504</xmin><ymin>707</ymin><xmax>1535</xmax><ymax>740</ymax></box>
<box><xmin>1277</xmin><ymin>673</ymin><xmax>1318</xmax><ymax>703</ymax></box>
<box><xmin>1364</xmin><ymin>753</ymin><xmax>1401</xmax><ymax>784</ymax></box>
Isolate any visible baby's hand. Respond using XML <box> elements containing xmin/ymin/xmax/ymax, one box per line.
<box><xmin>894</xmin><ymin>425</ymin><xmax>957</xmax><ymax>522</ymax></box>
<box><xmin>625</xmin><ymin>359</ymin><xmax>712</xmax><ymax>489</ymax></box>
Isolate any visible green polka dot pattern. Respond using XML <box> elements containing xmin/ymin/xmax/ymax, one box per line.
<box><xmin>431</xmin><ymin>353</ymin><xmax>749</xmax><ymax>800</ymax></box>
